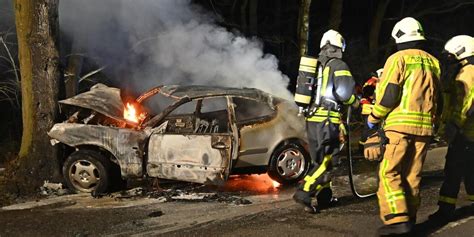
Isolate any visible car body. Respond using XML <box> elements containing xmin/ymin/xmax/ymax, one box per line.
<box><xmin>48</xmin><ymin>84</ymin><xmax>310</xmax><ymax>193</ymax></box>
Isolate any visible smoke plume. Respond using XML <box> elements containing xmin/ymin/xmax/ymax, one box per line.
<box><xmin>59</xmin><ymin>0</ymin><xmax>291</xmax><ymax>99</ymax></box>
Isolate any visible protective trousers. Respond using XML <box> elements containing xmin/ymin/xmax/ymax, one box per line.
<box><xmin>377</xmin><ymin>131</ymin><xmax>431</xmax><ymax>225</ymax></box>
<box><xmin>298</xmin><ymin>120</ymin><xmax>340</xmax><ymax>203</ymax></box>
<box><xmin>438</xmin><ymin>135</ymin><xmax>474</xmax><ymax>210</ymax></box>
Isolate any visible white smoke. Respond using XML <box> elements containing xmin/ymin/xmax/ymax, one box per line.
<box><xmin>59</xmin><ymin>0</ymin><xmax>291</xmax><ymax>99</ymax></box>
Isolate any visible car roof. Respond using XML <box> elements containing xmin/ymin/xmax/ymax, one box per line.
<box><xmin>160</xmin><ymin>85</ymin><xmax>270</xmax><ymax>100</ymax></box>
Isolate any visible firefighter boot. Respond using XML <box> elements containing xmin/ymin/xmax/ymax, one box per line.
<box><xmin>316</xmin><ymin>187</ymin><xmax>339</xmax><ymax>208</ymax></box>
<box><xmin>293</xmin><ymin>189</ymin><xmax>319</xmax><ymax>214</ymax></box>
<box><xmin>377</xmin><ymin>222</ymin><xmax>413</xmax><ymax>236</ymax></box>
<box><xmin>428</xmin><ymin>204</ymin><xmax>455</xmax><ymax>224</ymax></box>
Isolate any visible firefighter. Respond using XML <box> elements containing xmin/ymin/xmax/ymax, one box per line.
<box><xmin>293</xmin><ymin>29</ymin><xmax>358</xmax><ymax>213</ymax></box>
<box><xmin>429</xmin><ymin>35</ymin><xmax>474</xmax><ymax>223</ymax></box>
<box><xmin>359</xmin><ymin>69</ymin><xmax>382</xmax><ymax>150</ymax></box>
<box><xmin>365</xmin><ymin>17</ymin><xmax>441</xmax><ymax>235</ymax></box>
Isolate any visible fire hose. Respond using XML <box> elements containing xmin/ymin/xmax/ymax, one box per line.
<box><xmin>345</xmin><ymin>106</ymin><xmax>377</xmax><ymax>198</ymax></box>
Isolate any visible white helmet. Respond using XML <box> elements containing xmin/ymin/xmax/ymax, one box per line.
<box><xmin>391</xmin><ymin>17</ymin><xmax>426</xmax><ymax>44</ymax></box>
<box><xmin>444</xmin><ymin>35</ymin><xmax>474</xmax><ymax>60</ymax></box>
<box><xmin>376</xmin><ymin>68</ymin><xmax>383</xmax><ymax>78</ymax></box>
<box><xmin>320</xmin><ymin>29</ymin><xmax>346</xmax><ymax>52</ymax></box>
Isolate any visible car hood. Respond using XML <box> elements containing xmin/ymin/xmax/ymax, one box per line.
<box><xmin>59</xmin><ymin>83</ymin><xmax>125</xmax><ymax>122</ymax></box>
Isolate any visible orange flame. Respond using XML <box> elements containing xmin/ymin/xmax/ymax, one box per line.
<box><xmin>272</xmin><ymin>180</ymin><xmax>281</xmax><ymax>188</ymax></box>
<box><xmin>124</xmin><ymin>103</ymin><xmax>139</xmax><ymax>123</ymax></box>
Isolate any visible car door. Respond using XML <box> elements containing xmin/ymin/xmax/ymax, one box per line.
<box><xmin>231</xmin><ymin>96</ymin><xmax>278</xmax><ymax>168</ymax></box>
<box><xmin>146</xmin><ymin>96</ymin><xmax>236</xmax><ymax>185</ymax></box>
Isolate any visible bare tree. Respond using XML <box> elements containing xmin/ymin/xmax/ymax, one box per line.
<box><xmin>9</xmin><ymin>0</ymin><xmax>61</xmax><ymax>193</ymax></box>
<box><xmin>298</xmin><ymin>0</ymin><xmax>312</xmax><ymax>56</ymax></box>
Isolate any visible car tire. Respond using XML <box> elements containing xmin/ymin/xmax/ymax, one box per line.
<box><xmin>268</xmin><ymin>142</ymin><xmax>310</xmax><ymax>185</ymax></box>
<box><xmin>63</xmin><ymin>149</ymin><xmax>111</xmax><ymax>193</ymax></box>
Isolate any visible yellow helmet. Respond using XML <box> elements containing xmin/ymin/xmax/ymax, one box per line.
<box><xmin>444</xmin><ymin>35</ymin><xmax>474</xmax><ymax>60</ymax></box>
<box><xmin>391</xmin><ymin>17</ymin><xmax>426</xmax><ymax>44</ymax></box>
<box><xmin>320</xmin><ymin>29</ymin><xmax>346</xmax><ymax>52</ymax></box>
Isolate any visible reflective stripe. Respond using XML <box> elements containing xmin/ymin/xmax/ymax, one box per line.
<box><xmin>312</xmin><ymin>108</ymin><xmax>341</xmax><ymax>117</ymax></box>
<box><xmin>373</xmin><ymin>104</ymin><xmax>392</xmax><ymax>118</ymax></box>
<box><xmin>385</xmin><ymin>111</ymin><xmax>433</xmax><ymax>129</ymax></box>
<box><xmin>439</xmin><ymin>196</ymin><xmax>457</xmax><ymax>205</ymax></box>
<box><xmin>380</xmin><ymin>158</ymin><xmax>398</xmax><ymax>213</ymax></box>
<box><xmin>384</xmin><ymin>120</ymin><xmax>433</xmax><ymax>129</ymax></box>
<box><xmin>306</xmin><ymin>108</ymin><xmax>341</xmax><ymax>124</ymax></box>
<box><xmin>315</xmin><ymin>182</ymin><xmax>332</xmax><ymax>192</ymax></box>
<box><xmin>300</xmin><ymin>56</ymin><xmax>318</xmax><ymax>67</ymax></box>
<box><xmin>386</xmin><ymin>190</ymin><xmax>406</xmax><ymax>202</ymax></box>
<box><xmin>389</xmin><ymin>111</ymin><xmax>432</xmax><ymax>117</ymax></box>
<box><xmin>344</xmin><ymin>94</ymin><xmax>356</xmax><ymax>105</ymax></box>
<box><xmin>294</xmin><ymin>93</ymin><xmax>312</xmax><ymax>104</ymax></box>
<box><xmin>339</xmin><ymin>123</ymin><xmax>347</xmax><ymax>135</ymax></box>
<box><xmin>401</xmin><ymin>75</ymin><xmax>414</xmax><ymax>111</ymax></box>
<box><xmin>334</xmin><ymin>70</ymin><xmax>352</xmax><ymax>77</ymax></box>
<box><xmin>321</xmin><ymin>66</ymin><xmax>331</xmax><ymax>96</ymax></box>
<box><xmin>306</xmin><ymin>116</ymin><xmax>341</xmax><ymax>124</ymax></box>
<box><xmin>303</xmin><ymin>155</ymin><xmax>332</xmax><ymax>192</ymax></box>
<box><xmin>299</xmin><ymin>65</ymin><xmax>316</xmax><ymax>73</ymax></box>
<box><xmin>468</xmin><ymin>195</ymin><xmax>474</xmax><ymax>202</ymax></box>
<box><xmin>362</xmin><ymin>104</ymin><xmax>373</xmax><ymax>115</ymax></box>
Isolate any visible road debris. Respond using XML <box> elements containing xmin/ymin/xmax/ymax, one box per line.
<box><xmin>40</xmin><ymin>181</ymin><xmax>70</xmax><ymax>196</ymax></box>
<box><xmin>109</xmin><ymin>183</ymin><xmax>252</xmax><ymax>205</ymax></box>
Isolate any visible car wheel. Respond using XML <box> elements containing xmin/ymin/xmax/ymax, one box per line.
<box><xmin>63</xmin><ymin>150</ymin><xmax>111</xmax><ymax>193</ymax></box>
<box><xmin>268</xmin><ymin>142</ymin><xmax>310</xmax><ymax>185</ymax></box>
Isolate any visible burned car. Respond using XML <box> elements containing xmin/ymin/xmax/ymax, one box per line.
<box><xmin>48</xmin><ymin>84</ymin><xmax>310</xmax><ymax>193</ymax></box>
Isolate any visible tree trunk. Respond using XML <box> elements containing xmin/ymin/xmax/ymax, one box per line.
<box><xmin>328</xmin><ymin>0</ymin><xmax>343</xmax><ymax>30</ymax></box>
<box><xmin>369</xmin><ymin>0</ymin><xmax>391</xmax><ymax>53</ymax></box>
<box><xmin>10</xmin><ymin>0</ymin><xmax>61</xmax><ymax>194</ymax></box>
<box><xmin>64</xmin><ymin>49</ymin><xmax>83</xmax><ymax>98</ymax></box>
<box><xmin>298</xmin><ymin>0</ymin><xmax>312</xmax><ymax>56</ymax></box>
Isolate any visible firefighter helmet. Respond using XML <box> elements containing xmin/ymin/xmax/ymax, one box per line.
<box><xmin>376</xmin><ymin>68</ymin><xmax>383</xmax><ymax>78</ymax></box>
<box><xmin>444</xmin><ymin>35</ymin><xmax>474</xmax><ymax>60</ymax></box>
<box><xmin>391</xmin><ymin>17</ymin><xmax>426</xmax><ymax>44</ymax></box>
<box><xmin>320</xmin><ymin>29</ymin><xmax>346</xmax><ymax>52</ymax></box>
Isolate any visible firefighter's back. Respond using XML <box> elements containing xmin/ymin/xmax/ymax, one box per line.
<box><xmin>378</xmin><ymin>49</ymin><xmax>440</xmax><ymax>136</ymax></box>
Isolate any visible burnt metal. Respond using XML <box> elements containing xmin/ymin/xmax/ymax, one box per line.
<box><xmin>49</xmin><ymin>83</ymin><xmax>309</xmax><ymax>189</ymax></box>
<box><xmin>59</xmin><ymin>83</ymin><xmax>125</xmax><ymax>122</ymax></box>
<box><xmin>48</xmin><ymin>123</ymin><xmax>148</xmax><ymax>178</ymax></box>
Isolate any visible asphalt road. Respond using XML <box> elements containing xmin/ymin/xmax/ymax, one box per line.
<box><xmin>1</xmin><ymin>147</ymin><xmax>473</xmax><ymax>237</ymax></box>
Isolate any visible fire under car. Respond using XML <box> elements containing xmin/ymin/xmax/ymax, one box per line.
<box><xmin>48</xmin><ymin>83</ymin><xmax>310</xmax><ymax>193</ymax></box>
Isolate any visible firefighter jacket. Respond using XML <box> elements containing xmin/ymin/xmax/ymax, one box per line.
<box><xmin>443</xmin><ymin>59</ymin><xmax>474</xmax><ymax>141</ymax></box>
<box><xmin>368</xmin><ymin>49</ymin><xmax>441</xmax><ymax>136</ymax></box>
<box><xmin>307</xmin><ymin>58</ymin><xmax>356</xmax><ymax>124</ymax></box>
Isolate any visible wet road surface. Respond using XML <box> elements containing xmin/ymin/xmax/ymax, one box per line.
<box><xmin>1</xmin><ymin>147</ymin><xmax>473</xmax><ymax>236</ymax></box>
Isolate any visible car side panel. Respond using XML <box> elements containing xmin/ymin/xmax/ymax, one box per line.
<box><xmin>235</xmin><ymin>102</ymin><xmax>307</xmax><ymax>168</ymax></box>
<box><xmin>48</xmin><ymin>123</ymin><xmax>148</xmax><ymax>178</ymax></box>
<box><xmin>147</xmin><ymin>134</ymin><xmax>232</xmax><ymax>185</ymax></box>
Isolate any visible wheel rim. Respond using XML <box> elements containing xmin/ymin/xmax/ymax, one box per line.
<box><xmin>276</xmin><ymin>148</ymin><xmax>306</xmax><ymax>179</ymax></box>
<box><xmin>68</xmin><ymin>159</ymin><xmax>101</xmax><ymax>192</ymax></box>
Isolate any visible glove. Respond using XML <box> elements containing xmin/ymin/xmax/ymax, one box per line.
<box><xmin>339</xmin><ymin>123</ymin><xmax>347</xmax><ymax>144</ymax></box>
<box><xmin>367</xmin><ymin>121</ymin><xmax>377</xmax><ymax>129</ymax></box>
<box><xmin>363</xmin><ymin>129</ymin><xmax>388</xmax><ymax>161</ymax></box>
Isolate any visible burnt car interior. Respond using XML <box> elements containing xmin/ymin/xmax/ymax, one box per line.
<box><xmin>162</xmin><ymin>97</ymin><xmax>230</xmax><ymax>134</ymax></box>
<box><xmin>232</xmin><ymin>97</ymin><xmax>276</xmax><ymax>127</ymax></box>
